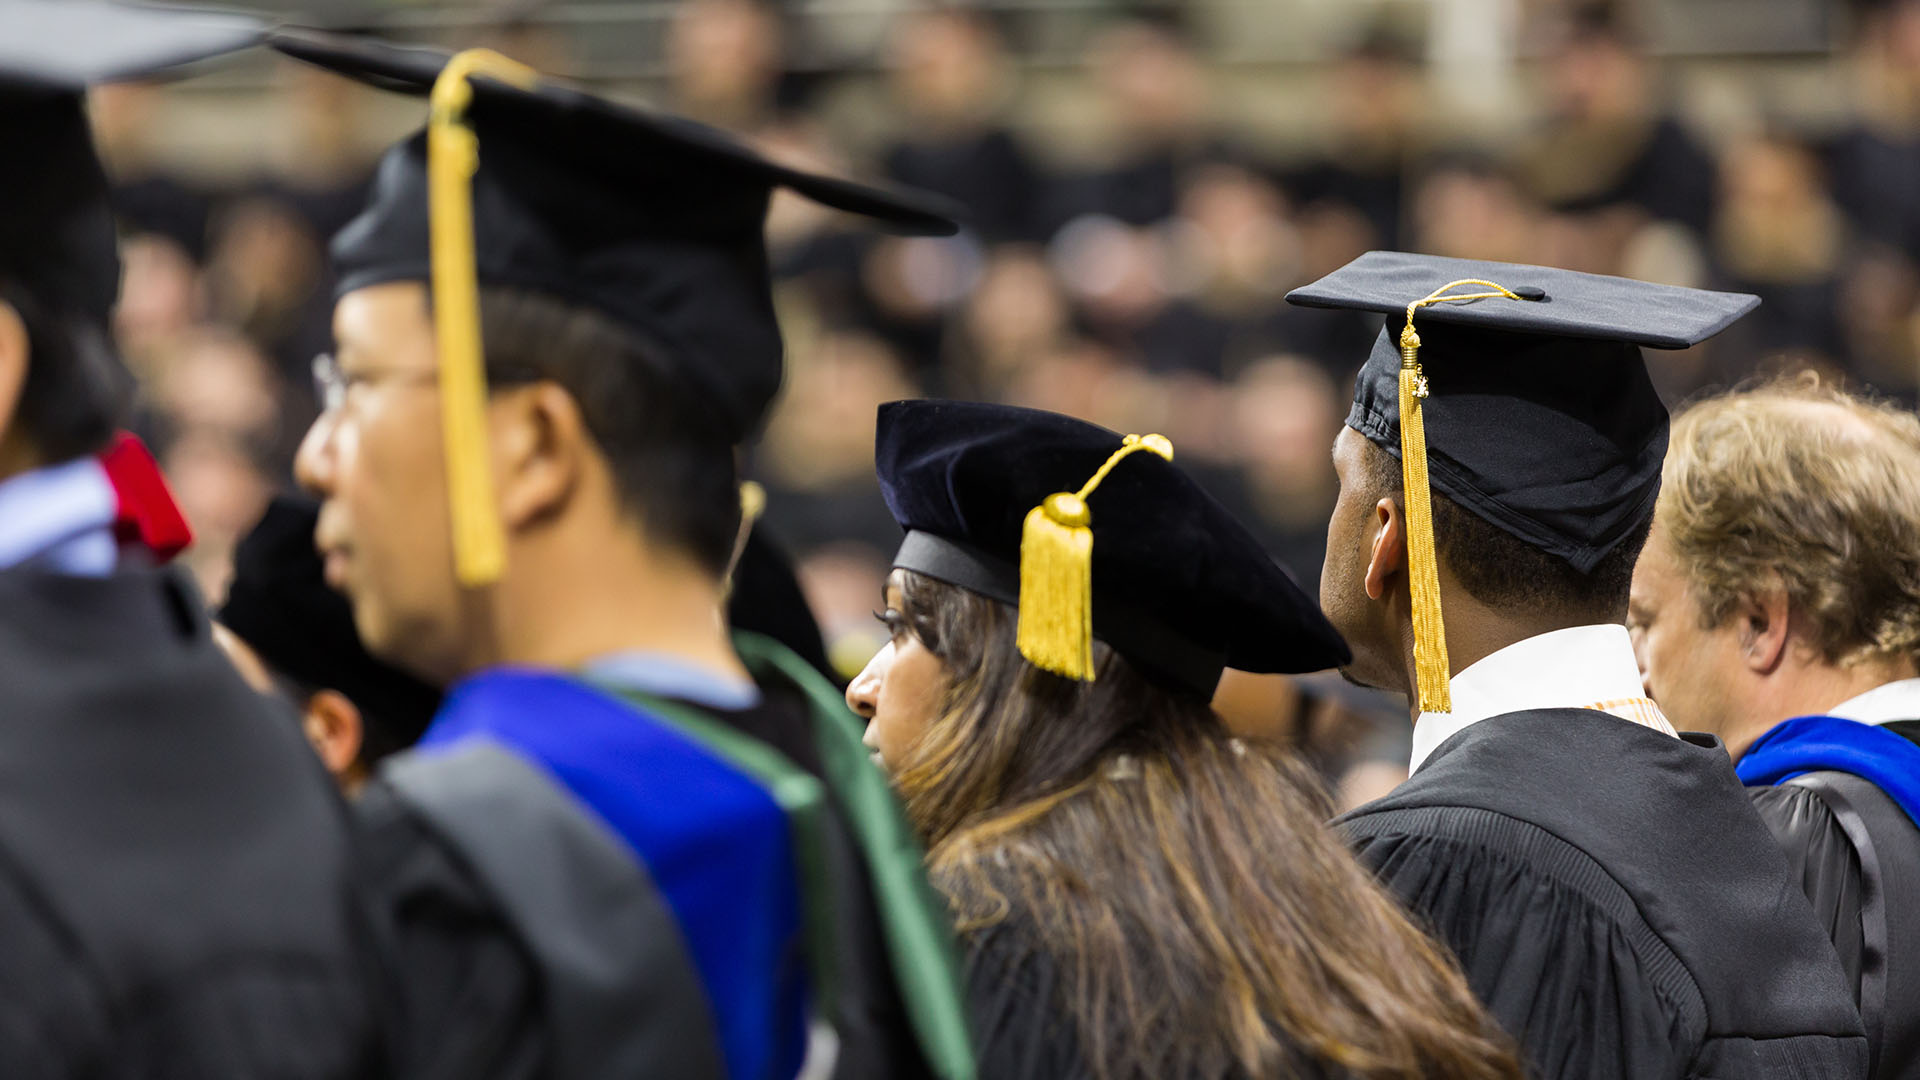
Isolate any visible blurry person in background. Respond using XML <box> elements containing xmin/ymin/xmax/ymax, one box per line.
<box><xmin>1281</xmin><ymin>25</ymin><xmax>1423</xmax><ymax>251</ymax></box>
<box><xmin>1823</xmin><ymin>0</ymin><xmax>1920</xmax><ymax>266</ymax></box>
<box><xmin>1050</xmin><ymin>15</ymin><xmax>1220</xmax><ymax>232</ymax></box>
<box><xmin>1408</xmin><ymin>154</ymin><xmax>1541</xmax><ymax>265</ymax></box>
<box><xmin>204</xmin><ymin>194</ymin><xmax>331</xmax><ymax>394</ymax></box>
<box><xmin>0</xmin><ymin>7</ymin><xmax>379</xmax><ymax>1074</ymax></box>
<box><xmin>667</xmin><ymin>0</ymin><xmax>785</xmax><ymax>132</ymax></box>
<box><xmin>1630</xmin><ymin>376</ymin><xmax>1920</xmax><ymax>1078</ymax></box>
<box><xmin>1711</xmin><ymin>133</ymin><xmax>1849</xmax><ymax>366</ymax></box>
<box><xmin>758</xmin><ymin>327</ymin><xmax>922</xmax><ymax>558</ymax></box>
<box><xmin>882</xmin><ymin>6</ymin><xmax>1043</xmax><ymax>245</ymax></box>
<box><xmin>947</xmin><ymin>244</ymin><xmax>1071</xmax><ymax>398</ymax></box>
<box><xmin>90</xmin><ymin>79</ymin><xmax>214</xmax><ymax>264</ymax></box>
<box><xmin>280</xmin><ymin>31</ymin><xmax>973</xmax><ymax>1079</ymax></box>
<box><xmin>217</xmin><ymin>496</ymin><xmax>440</xmax><ymax>792</ymax></box>
<box><xmin>1225</xmin><ymin>354</ymin><xmax>1340</xmax><ymax>583</ymax></box>
<box><xmin>848</xmin><ymin>400</ymin><xmax>1523</xmax><ymax>1080</ymax></box>
<box><xmin>1516</xmin><ymin>0</ymin><xmax>1715</xmax><ymax>239</ymax></box>
<box><xmin>145</xmin><ymin>328</ymin><xmax>283</xmax><ymax>600</ymax></box>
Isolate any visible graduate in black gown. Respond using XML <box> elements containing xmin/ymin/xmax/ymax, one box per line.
<box><xmin>217</xmin><ymin>496</ymin><xmax>442</xmax><ymax>791</ymax></box>
<box><xmin>844</xmin><ymin>400</ymin><xmax>1525</xmax><ymax>1080</ymax></box>
<box><xmin>1629</xmin><ymin>378</ymin><xmax>1920</xmax><ymax>1080</ymax></box>
<box><xmin>0</xmin><ymin>4</ymin><xmax>381</xmax><ymax>1075</ymax></box>
<box><xmin>272</xmin><ymin>29</ymin><xmax>976</xmax><ymax>1080</ymax></box>
<box><xmin>1286</xmin><ymin>252</ymin><xmax>1869</xmax><ymax>1079</ymax></box>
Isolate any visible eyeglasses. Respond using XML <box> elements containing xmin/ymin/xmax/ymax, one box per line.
<box><xmin>312</xmin><ymin>353</ymin><xmax>441</xmax><ymax>414</ymax></box>
<box><xmin>312</xmin><ymin>353</ymin><xmax>348</xmax><ymax>414</ymax></box>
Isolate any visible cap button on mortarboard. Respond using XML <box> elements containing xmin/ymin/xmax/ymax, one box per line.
<box><xmin>1513</xmin><ymin>285</ymin><xmax>1547</xmax><ymax>300</ymax></box>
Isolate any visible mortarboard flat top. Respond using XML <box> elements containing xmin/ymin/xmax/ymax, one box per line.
<box><xmin>0</xmin><ymin>0</ymin><xmax>261</xmax><ymax>92</ymax></box>
<box><xmin>875</xmin><ymin>400</ymin><xmax>1350</xmax><ymax>698</ymax></box>
<box><xmin>268</xmin><ymin>28</ymin><xmax>961</xmax><ymax>237</ymax></box>
<box><xmin>1285</xmin><ymin>251</ymin><xmax>1761</xmax><ymax>575</ymax></box>
<box><xmin>1286</xmin><ymin>250</ymin><xmax>1758</xmax><ymax>350</ymax></box>
<box><xmin>269</xmin><ymin>29</ymin><xmax>962</xmax><ymax>445</ymax></box>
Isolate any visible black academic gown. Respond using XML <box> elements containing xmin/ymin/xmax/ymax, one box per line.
<box><xmin>353</xmin><ymin>636</ymin><xmax>964</xmax><ymax>1080</ymax></box>
<box><xmin>0</xmin><ymin>566</ymin><xmax>381</xmax><ymax>1077</ymax></box>
<box><xmin>1338</xmin><ymin>710</ymin><xmax>1868</xmax><ymax>1080</ymax></box>
<box><xmin>1749</xmin><ymin>728</ymin><xmax>1920</xmax><ymax>1080</ymax></box>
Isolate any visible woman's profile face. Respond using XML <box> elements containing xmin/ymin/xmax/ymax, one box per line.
<box><xmin>847</xmin><ymin>571</ymin><xmax>950</xmax><ymax>773</ymax></box>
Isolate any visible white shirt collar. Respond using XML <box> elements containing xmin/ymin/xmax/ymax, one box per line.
<box><xmin>1826</xmin><ymin>677</ymin><xmax>1920</xmax><ymax>726</ymax></box>
<box><xmin>0</xmin><ymin>458</ymin><xmax>118</xmax><ymax>577</ymax></box>
<box><xmin>1410</xmin><ymin>624</ymin><xmax>1649</xmax><ymax>772</ymax></box>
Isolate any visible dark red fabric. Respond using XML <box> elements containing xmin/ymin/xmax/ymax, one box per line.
<box><xmin>100</xmin><ymin>433</ymin><xmax>192</xmax><ymax>563</ymax></box>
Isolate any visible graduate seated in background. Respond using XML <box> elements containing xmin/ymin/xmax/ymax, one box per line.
<box><xmin>275</xmin><ymin>29</ymin><xmax>976</xmax><ymax>1080</ymax></box>
<box><xmin>0</xmin><ymin>4</ymin><xmax>382</xmax><ymax>1075</ymax></box>
<box><xmin>1288</xmin><ymin>252</ymin><xmax>1868</xmax><ymax>1079</ymax></box>
<box><xmin>846</xmin><ymin>400</ymin><xmax>1524</xmax><ymax>1080</ymax></box>
<box><xmin>215</xmin><ymin>496</ymin><xmax>441</xmax><ymax>792</ymax></box>
<box><xmin>1631</xmin><ymin>374</ymin><xmax>1920</xmax><ymax>1080</ymax></box>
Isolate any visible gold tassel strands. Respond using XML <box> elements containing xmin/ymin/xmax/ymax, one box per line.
<box><xmin>1017</xmin><ymin>433</ymin><xmax>1175</xmax><ymax>680</ymax></box>
<box><xmin>1397</xmin><ymin>279</ymin><xmax>1524</xmax><ymax>713</ymax></box>
<box><xmin>428</xmin><ymin>49</ymin><xmax>541</xmax><ymax>587</ymax></box>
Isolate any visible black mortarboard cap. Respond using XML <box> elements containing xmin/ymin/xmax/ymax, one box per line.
<box><xmin>0</xmin><ymin>1</ymin><xmax>262</xmax><ymax>325</ymax></box>
<box><xmin>1285</xmin><ymin>251</ymin><xmax>1757</xmax><ymax>711</ymax></box>
<box><xmin>269</xmin><ymin>29</ymin><xmax>961</xmax><ymax>589</ymax></box>
<box><xmin>220</xmin><ymin>497</ymin><xmax>441</xmax><ymax>759</ymax></box>
<box><xmin>874</xmin><ymin>400</ymin><xmax>1350</xmax><ymax>699</ymax></box>
<box><xmin>269</xmin><ymin>28</ymin><xmax>959</xmax><ymax>447</ymax></box>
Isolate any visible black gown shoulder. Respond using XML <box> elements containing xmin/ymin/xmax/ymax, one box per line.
<box><xmin>0</xmin><ymin>566</ymin><xmax>381</xmax><ymax>1076</ymax></box>
<box><xmin>1750</xmin><ymin>771</ymin><xmax>1920</xmax><ymax>1080</ymax></box>
<box><xmin>352</xmin><ymin>778</ymin><xmax>546</xmax><ymax>1080</ymax></box>
<box><xmin>1339</xmin><ymin>710</ymin><xmax>1868</xmax><ymax>1080</ymax></box>
<box><xmin>958</xmin><ymin>918</ymin><xmax>1091</xmax><ymax>1080</ymax></box>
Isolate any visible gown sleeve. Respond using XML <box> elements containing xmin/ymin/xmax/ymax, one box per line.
<box><xmin>1746</xmin><ymin>783</ymin><xmax>1867</xmax><ymax>991</ymax></box>
<box><xmin>353</xmin><ymin>778</ymin><xmax>547</xmax><ymax>1080</ymax></box>
<box><xmin>959</xmin><ymin>922</ymin><xmax>1091</xmax><ymax>1080</ymax></box>
<box><xmin>1350</xmin><ymin>824</ymin><xmax>1695</xmax><ymax>1080</ymax></box>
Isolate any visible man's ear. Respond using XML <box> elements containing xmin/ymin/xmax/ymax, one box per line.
<box><xmin>1735</xmin><ymin>583</ymin><xmax>1792</xmax><ymax>675</ymax></box>
<box><xmin>0</xmin><ymin>300</ymin><xmax>31</xmax><ymax>452</ymax></box>
<box><xmin>1364</xmin><ymin>496</ymin><xmax>1406</xmax><ymax>602</ymax></box>
<box><xmin>301</xmin><ymin>689</ymin><xmax>365</xmax><ymax>781</ymax></box>
<box><xmin>494</xmin><ymin>382</ymin><xmax>586</xmax><ymax>531</ymax></box>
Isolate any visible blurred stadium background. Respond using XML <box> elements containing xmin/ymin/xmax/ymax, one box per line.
<box><xmin>103</xmin><ymin>0</ymin><xmax>1920</xmax><ymax>782</ymax></box>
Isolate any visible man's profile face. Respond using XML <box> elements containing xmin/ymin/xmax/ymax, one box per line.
<box><xmin>1627</xmin><ymin>519</ymin><xmax>1744</xmax><ymax>739</ymax></box>
<box><xmin>1323</xmin><ymin>426</ymin><xmax>1406</xmax><ymax>696</ymax></box>
<box><xmin>294</xmin><ymin>281</ymin><xmax>471</xmax><ymax>683</ymax></box>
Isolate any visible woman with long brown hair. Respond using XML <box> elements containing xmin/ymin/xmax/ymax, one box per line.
<box><xmin>847</xmin><ymin>400</ymin><xmax>1522</xmax><ymax>1080</ymax></box>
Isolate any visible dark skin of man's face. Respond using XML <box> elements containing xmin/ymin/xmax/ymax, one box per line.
<box><xmin>1322</xmin><ymin>427</ymin><xmax>1411</xmax><ymax>697</ymax></box>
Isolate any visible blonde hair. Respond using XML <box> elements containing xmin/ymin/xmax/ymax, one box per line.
<box><xmin>1660</xmin><ymin>372</ymin><xmax>1920</xmax><ymax>668</ymax></box>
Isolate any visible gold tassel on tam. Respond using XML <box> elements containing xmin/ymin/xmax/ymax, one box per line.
<box><xmin>1397</xmin><ymin>279</ymin><xmax>1524</xmax><ymax>713</ymax></box>
<box><xmin>427</xmin><ymin>49</ymin><xmax>540</xmax><ymax>587</ymax></box>
<box><xmin>1017</xmin><ymin>433</ymin><xmax>1175</xmax><ymax>680</ymax></box>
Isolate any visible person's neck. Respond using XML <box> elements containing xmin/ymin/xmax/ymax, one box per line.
<box><xmin>1439</xmin><ymin>608</ymin><xmax>1602</xmax><ymax>684</ymax></box>
<box><xmin>1727</xmin><ymin>654</ymin><xmax>1920</xmax><ymax>760</ymax></box>
<box><xmin>479</xmin><ymin>526</ymin><xmax>749</xmax><ymax>686</ymax></box>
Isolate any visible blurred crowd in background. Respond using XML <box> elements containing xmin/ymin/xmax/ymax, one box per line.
<box><xmin>101</xmin><ymin>0</ymin><xmax>1920</xmax><ymax>789</ymax></box>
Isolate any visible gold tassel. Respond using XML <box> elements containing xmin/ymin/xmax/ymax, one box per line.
<box><xmin>1017</xmin><ymin>433</ymin><xmax>1174</xmax><ymax>680</ymax></box>
<box><xmin>721</xmin><ymin>481</ymin><xmax>767</xmax><ymax>600</ymax></box>
<box><xmin>427</xmin><ymin>49</ymin><xmax>540</xmax><ymax>587</ymax></box>
<box><xmin>1396</xmin><ymin>279</ymin><xmax>1525</xmax><ymax>713</ymax></box>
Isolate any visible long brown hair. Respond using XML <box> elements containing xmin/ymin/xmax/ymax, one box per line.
<box><xmin>891</xmin><ymin>570</ymin><xmax>1522</xmax><ymax>1080</ymax></box>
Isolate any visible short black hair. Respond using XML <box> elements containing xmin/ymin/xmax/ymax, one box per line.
<box><xmin>0</xmin><ymin>281</ymin><xmax>130</xmax><ymax>464</ymax></box>
<box><xmin>1359</xmin><ymin>434</ymin><xmax>1647</xmax><ymax>621</ymax></box>
<box><xmin>478</xmin><ymin>287</ymin><xmax>741</xmax><ymax>576</ymax></box>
